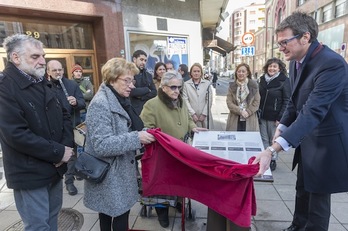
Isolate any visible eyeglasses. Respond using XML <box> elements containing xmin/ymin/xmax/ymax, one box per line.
<box><xmin>277</xmin><ymin>34</ymin><xmax>300</xmax><ymax>48</ymax></box>
<box><xmin>51</xmin><ymin>69</ymin><xmax>63</xmax><ymax>72</ymax></box>
<box><xmin>167</xmin><ymin>85</ymin><xmax>182</xmax><ymax>91</ymax></box>
<box><xmin>119</xmin><ymin>78</ymin><xmax>136</xmax><ymax>86</ymax></box>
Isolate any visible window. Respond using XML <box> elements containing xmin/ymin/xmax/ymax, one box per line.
<box><xmin>335</xmin><ymin>0</ymin><xmax>347</xmax><ymax>18</ymax></box>
<box><xmin>297</xmin><ymin>0</ymin><xmax>306</xmax><ymax>6</ymax></box>
<box><xmin>250</xmin><ymin>11</ymin><xmax>256</xmax><ymax>15</ymax></box>
<box><xmin>249</xmin><ymin>20</ymin><xmax>256</xmax><ymax>25</ymax></box>
<box><xmin>322</xmin><ymin>4</ymin><xmax>332</xmax><ymax>23</ymax></box>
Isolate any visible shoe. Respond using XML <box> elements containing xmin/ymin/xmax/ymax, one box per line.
<box><xmin>270</xmin><ymin>160</ymin><xmax>277</xmax><ymax>171</ymax></box>
<box><xmin>75</xmin><ymin>176</ymin><xmax>83</xmax><ymax>181</ymax></box>
<box><xmin>66</xmin><ymin>183</ymin><xmax>78</xmax><ymax>195</ymax></box>
<box><xmin>282</xmin><ymin>224</ymin><xmax>300</xmax><ymax>231</ymax></box>
<box><xmin>155</xmin><ymin>207</ymin><xmax>169</xmax><ymax>228</ymax></box>
<box><xmin>175</xmin><ymin>202</ymin><xmax>182</xmax><ymax>213</ymax></box>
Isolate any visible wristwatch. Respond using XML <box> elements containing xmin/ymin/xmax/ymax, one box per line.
<box><xmin>267</xmin><ymin>146</ymin><xmax>277</xmax><ymax>157</ymax></box>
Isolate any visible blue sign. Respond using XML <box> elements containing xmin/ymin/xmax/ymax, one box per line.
<box><xmin>241</xmin><ymin>46</ymin><xmax>255</xmax><ymax>56</ymax></box>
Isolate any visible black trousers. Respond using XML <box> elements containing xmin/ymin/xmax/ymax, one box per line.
<box><xmin>292</xmin><ymin>160</ymin><xmax>331</xmax><ymax>231</ymax></box>
<box><xmin>99</xmin><ymin>210</ymin><xmax>130</xmax><ymax>231</ymax></box>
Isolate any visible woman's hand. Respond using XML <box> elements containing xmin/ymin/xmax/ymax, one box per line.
<box><xmin>191</xmin><ymin>127</ymin><xmax>208</xmax><ymax>133</ymax></box>
<box><xmin>198</xmin><ymin>114</ymin><xmax>206</xmax><ymax>122</ymax></box>
<box><xmin>192</xmin><ymin>114</ymin><xmax>199</xmax><ymax>123</ymax></box>
<box><xmin>241</xmin><ymin>110</ymin><xmax>249</xmax><ymax>118</ymax></box>
<box><xmin>138</xmin><ymin>131</ymin><xmax>156</xmax><ymax>145</ymax></box>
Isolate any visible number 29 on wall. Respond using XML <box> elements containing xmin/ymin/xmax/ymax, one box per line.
<box><xmin>26</xmin><ymin>31</ymin><xmax>40</xmax><ymax>39</ymax></box>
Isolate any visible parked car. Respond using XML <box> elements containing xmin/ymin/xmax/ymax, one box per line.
<box><xmin>219</xmin><ymin>70</ymin><xmax>234</xmax><ymax>78</ymax></box>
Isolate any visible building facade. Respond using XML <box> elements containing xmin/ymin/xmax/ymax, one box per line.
<box><xmin>0</xmin><ymin>0</ymin><xmax>230</xmax><ymax>87</ymax></box>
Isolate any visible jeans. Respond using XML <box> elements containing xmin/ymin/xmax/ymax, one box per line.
<box><xmin>259</xmin><ymin>119</ymin><xmax>278</xmax><ymax>160</ymax></box>
<box><xmin>14</xmin><ymin>179</ymin><xmax>63</xmax><ymax>231</ymax></box>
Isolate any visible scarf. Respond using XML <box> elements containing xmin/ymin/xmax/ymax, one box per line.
<box><xmin>236</xmin><ymin>78</ymin><xmax>249</xmax><ymax>108</ymax></box>
<box><xmin>265</xmin><ymin>72</ymin><xmax>280</xmax><ymax>84</ymax></box>
<box><xmin>106</xmin><ymin>84</ymin><xmax>144</xmax><ymax>131</ymax></box>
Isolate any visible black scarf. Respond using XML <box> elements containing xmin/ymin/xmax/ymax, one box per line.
<box><xmin>106</xmin><ymin>84</ymin><xmax>144</xmax><ymax>131</ymax></box>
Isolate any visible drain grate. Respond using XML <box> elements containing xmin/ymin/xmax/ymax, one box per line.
<box><xmin>4</xmin><ymin>208</ymin><xmax>84</xmax><ymax>231</ymax></box>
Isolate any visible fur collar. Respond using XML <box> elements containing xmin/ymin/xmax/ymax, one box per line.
<box><xmin>157</xmin><ymin>87</ymin><xmax>183</xmax><ymax>109</ymax></box>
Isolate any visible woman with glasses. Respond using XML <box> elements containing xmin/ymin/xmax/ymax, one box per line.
<box><xmin>83</xmin><ymin>58</ymin><xmax>155</xmax><ymax>231</ymax></box>
<box><xmin>258</xmin><ymin>58</ymin><xmax>290</xmax><ymax>171</ymax></box>
<box><xmin>153</xmin><ymin>62</ymin><xmax>167</xmax><ymax>90</ymax></box>
<box><xmin>226</xmin><ymin>63</ymin><xmax>260</xmax><ymax>132</ymax></box>
<box><xmin>182</xmin><ymin>63</ymin><xmax>213</xmax><ymax>128</ymax></box>
<box><xmin>140</xmin><ymin>70</ymin><xmax>206</xmax><ymax>228</ymax></box>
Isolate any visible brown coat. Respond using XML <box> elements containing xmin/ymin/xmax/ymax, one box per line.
<box><xmin>226</xmin><ymin>79</ymin><xmax>260</xmax><ymax>131</ymax></box>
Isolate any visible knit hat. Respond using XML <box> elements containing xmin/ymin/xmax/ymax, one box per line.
<box><xmin>72</xmin><ymin>64</ymin><xmax>83</xmax><ymax>73</ymax></box>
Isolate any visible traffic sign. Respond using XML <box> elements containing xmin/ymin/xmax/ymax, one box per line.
<box><xmin>241</xmin><ymin>46</ymin><xmax>255</xmax><ymax>56</ymax></box>
<box><xmin>242</xmin><ymin>32</ymin><xmax>255</xmax><ymax>45</ymax></box>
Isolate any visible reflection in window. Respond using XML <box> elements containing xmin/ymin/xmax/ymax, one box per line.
<box><xmin>0</xmin><ymin>18</ymin><xmax>93</xmax><ymax>49</ymax></box>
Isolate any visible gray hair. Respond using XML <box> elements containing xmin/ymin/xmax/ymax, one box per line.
<box><xmin>161</xmin><ymin>70</ymin><xmax>183</xmax><ymax>86</ymax></box>
<box><xmin>2</xmin><ymin>34</ymin><xmax>44</xmax><ymax>62</ymax></box>
<box><xmin>275</xmin><ymin>11</ymin><xmax>318</xmax><ymax>43</ymax></box>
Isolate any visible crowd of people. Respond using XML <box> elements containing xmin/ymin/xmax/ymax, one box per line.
<box><xmin>0</xmin><ymin>10</ymin><xmax>347</xmax><ymax>231</ymax></box>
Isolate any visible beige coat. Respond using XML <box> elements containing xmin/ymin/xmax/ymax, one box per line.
<box><xmin>182</xmin><ymin>79</ymin><xmax>213</xmax><ymax>128</ymax></box>
<box><xmin>226</xmin><ymin>79</ymin><xmax>260</xmax><ymax>131</ymax></box>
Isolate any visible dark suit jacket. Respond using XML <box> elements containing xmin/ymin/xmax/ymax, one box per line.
<box><xmin>0</xmin><ymin>62</ymin><xmax>74</xmax><ymax>190</ymax></box>
<box><xmin>280</xmin><ymin>40</ymin><xmax>348</xmax><ymax>193</ymax></box>
<box><xmin>130</xmin><ymin>69</ymin><xmax>157</xmax><ymax>115</ymax></box>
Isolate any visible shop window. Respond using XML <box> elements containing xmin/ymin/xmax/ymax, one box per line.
<box><xmin>0</xmin><ymin>17</ymin><xmax>93</xmax><ymax>50</ymax></box>
<box><xmin>128</xmin><ymin>32</ymin><xmax>188</xmax><ymax>72</ymax></box>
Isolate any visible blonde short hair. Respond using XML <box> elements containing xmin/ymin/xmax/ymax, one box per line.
<box><xmin>102</xmin><ymin>58</ymin><xmax>139</xmax><ymax>84</ymax></box>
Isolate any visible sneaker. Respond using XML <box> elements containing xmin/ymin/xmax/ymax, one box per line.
<box><xmin>66</xmin><ymin>183</ymin><xmax>78</xmax><ymax>195</ymax></box>
<box><xmin>270</xmin><ymin>160</ymin><xmax>277</xmax><ymax>171</ymax></box>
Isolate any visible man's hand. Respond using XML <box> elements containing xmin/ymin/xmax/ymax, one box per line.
<box><xmin>252</xmin><ymin>150</ymin><xmax>272</xmax><ymax>176</ymax></box>
<box><xmin>67</xmin><ymin>96</ymin><xmax>77</xmax><ymax>106</ymax></box>
<box><xmin>55</xmin><ymin>146</ymin><xmax>74</xmax><ymax>167</ymax></box>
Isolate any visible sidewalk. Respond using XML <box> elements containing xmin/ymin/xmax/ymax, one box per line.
<box><xmin>1</xmin><ymin>79</ymin><xmax>348</xmax><ymax>230</ymax></box>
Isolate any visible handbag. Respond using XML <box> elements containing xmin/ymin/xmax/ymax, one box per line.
<box><xmin>73</xmin><ymin>122</ymin><xmax>87</xmax><ymax>147</ymax></box>
<box><xmin>75</xmin><ymin>152</ymin><xmax>112</xmax><ymax>183</ymax></box>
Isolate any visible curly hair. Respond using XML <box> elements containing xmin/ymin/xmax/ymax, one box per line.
<box><xmin>262</xmin><ymin>58</ymin><xmax>287</xmax><ymax>76</ymax></box>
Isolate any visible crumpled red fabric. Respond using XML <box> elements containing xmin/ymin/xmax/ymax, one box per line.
<box><xmin>141</xmin><ymin>129</ymin><xmax>259</xmax><ymax>228</ymax></box>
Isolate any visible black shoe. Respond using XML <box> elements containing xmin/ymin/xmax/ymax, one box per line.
<box><xmin>175</xmin><ymin>202</ymin><xmax>182</xmax><ymax>213</ymax></box>
<box><xmin>155</xmin><ymin>207</ymin><xmax>169</xmax><ymax>228</ymax></box>
<box><xmin>75</xmin><ymin>176</ymin><xmax>83</xmax><ymax>181</ymax></box>
<box><xmin>282</xmin><ymin>224</ymin><xmax>300</xmax><ymax>231</ymax></box>
<box><xmin>270</xmin><ymin>160</ymin><xmax>277</xmax><ymax>171</ymax></box>
<box><xmin>66</xmin><ymin>183</ymin><xmax>78</xmax><ymax>195</ymax></box>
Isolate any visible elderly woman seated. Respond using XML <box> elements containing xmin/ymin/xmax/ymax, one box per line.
<box><xmin>140</xmin><ymin>70</ymin><xmax>207</xmax><ymax>228</ymax></box>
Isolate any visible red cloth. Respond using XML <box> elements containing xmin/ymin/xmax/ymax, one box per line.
<box><xmin>141</xmin><ymin>129</ymin><xmax>259</xmax><ymax>228</ymax></box>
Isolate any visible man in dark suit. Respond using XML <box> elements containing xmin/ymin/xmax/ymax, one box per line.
<box><xmin>0</xmin><ymin>34</ymin><xmax>74</xmax><ymax>231</ymax></box>
<box><xmin>47</xmin><ymin>60</ymin><xmax>86</xmax><ymax>196</ymax></box>
<box><xmin>253</xmin><ymin>12</ymin><xmax>348</xmax><ymax>231</ymax></box>
<box><xmin>130</xmin><ymin>50</ymin><xmax>157</xmax><ymax>115</ymax></box>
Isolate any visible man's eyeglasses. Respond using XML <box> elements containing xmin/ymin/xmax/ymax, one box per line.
<box><xmin>167</xmin><ymin>85</ymin><xmax>182</xmax><ymax>91</ymax></box>
<box><xmin>119</xmin><ymin>78</ymin><xmax>136</xmax><ymax>86</ymax></box>
<box><xmin>277</xmin><ymin>34</ymin><xmax>300</xmax><ymax>48</ymax></box>
<box><xmin>51</xmin><ymin>69</ymin><xmax>63</xmax><ymax>72</ymax></box>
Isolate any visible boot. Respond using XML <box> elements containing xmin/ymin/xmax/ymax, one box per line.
<box><xmin>155</xmin><ymin>206</ymin><xmax>169</xmax><ymax>228</ymax></box>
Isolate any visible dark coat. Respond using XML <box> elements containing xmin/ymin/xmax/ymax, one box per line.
<box><xmin>0</xmin><ymin>62</ymin><xmax>74</xmax><ymax>190</ymax></box>
<box><xmin>130</xmin><ymin>69</ymin><xmax>157</xmax><ymax>115</ymax></box>
<box><xmin>50</xmin><ymin>77</ymin><xmax>86</xmax><ymax>126</ymax></box>
<box><xmin>280</xmin><ymin>40</ymin><xmax>348</xmax><ymax>193</ymax></box>
<box><xmin>259</xmin><ymin>72</ymin><xmax>290</xmax><ymax>121</ymax></box>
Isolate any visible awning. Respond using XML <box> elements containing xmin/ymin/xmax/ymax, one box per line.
<box><xmin>203</xmin><ymin>28</ymin><xmax>237</xmax><ymax>56</ymax></box>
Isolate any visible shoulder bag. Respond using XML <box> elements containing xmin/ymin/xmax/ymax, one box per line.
<box><xmin>75</xmin><ymin>152</ymin><xmax>114</xmax><ymax>183</ymax></box>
